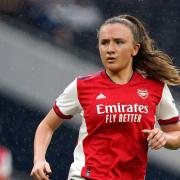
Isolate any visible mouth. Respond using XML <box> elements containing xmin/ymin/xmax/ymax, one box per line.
<box><xmin>106</xmin><ymin>57</ymin><xmax>116</xmax><ymax>63</ymax></box>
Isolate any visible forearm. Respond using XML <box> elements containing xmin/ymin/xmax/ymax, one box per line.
<box><xmin>165</xmin><ymin>131</ymin><xmax>180</xmax><ymax>150</ymax></box>
<box><xmin>33</xmin><ymin>122</ymin><xmax>54</xmax><ymax>163</ymax></box>
<box><xmin>31</xmin><ymin>109</ymin><xmax>63</xmax><ymax>179</ymax></box>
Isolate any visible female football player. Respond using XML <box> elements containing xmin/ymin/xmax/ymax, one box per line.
<box><xmin>31</xmin><ymin>14</ymin><xmax>180</xmax><ymax>180</ymax></box>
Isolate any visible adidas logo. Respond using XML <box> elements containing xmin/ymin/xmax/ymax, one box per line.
<box><xmin>96</xmin><ymin>93</ymin><xmax>106</xmax><ymax>100</ymax></box>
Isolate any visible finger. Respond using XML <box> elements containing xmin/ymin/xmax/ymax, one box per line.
<box><xmin>148</xmin><ymin>131</ymin><xmax>162</xmax><ymax>147</ymax></box>
<box><xmin>31</xmin><ymin>170</ymin><xmax>48</xmax><ymax>180</ymax></box>
<box><xmin>149</xmin><ymin>135</ymin><xmax>165</xmax><ymax>149</ymax></box>
<box><xmin>142</xmin><ymin>129</ymin><xmax>152</xmax><ymax>141</ymax></box>
<box><xmin>36</xmin><ymin>169</ymin><xmax>49</xmax><ymax>180</ymax></box>
<box><xmin>151</xmin><ymin>130</ymin><xmax>164</xmax><ymax>143</ymax></box>
<box><xmin>30</xmin><ymin>169</ymin><xmax>37</xmax><ymax>179</ymax></box>
<box><xmin>142</xmin><ymin>129</ymin><xmax>151</xmax><ymax>134</ymax></box>
<box><xmin>31</xmin><ymin>171</ymin><xmax>41</xmax><ymax>180</ymax></box>
<box><xmin>146</xmin><ymin>129</ymin><xmax>159</xmax><ymax>141</ymax></box>
<box><xmin>30</xmin><ymin>170</ymin><xmax>33</xmax><ymax>176</ymax></box>
<box><xmin>152</xmin><ymin>136</ymin><xmax>166</xmax><ymax>150</ymax></box>
<box><xmin>154</xmin><ymin>141</ymin><xmax>166</xmax><ymax>150</ymax></box>
<box><xmin>44</xmin><ymin>162</ymin><xmax>52</xmax><ymax>174</ymax></box>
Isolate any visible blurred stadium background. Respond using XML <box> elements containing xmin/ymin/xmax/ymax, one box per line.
<box><xmin>0</xmin><ymin>0</ymin><xmax>179</xmax><ymax>179</ymax></box>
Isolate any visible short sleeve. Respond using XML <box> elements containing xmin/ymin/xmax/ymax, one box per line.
<box><xmin>53</xmin><ymin>79</ymin><xmax>81</xmax><ymax>119</ymax></box>
<box><xmin>156</xmin><ymin>84</ymin><xmax>179</xmax><ymax>125</ymax></box>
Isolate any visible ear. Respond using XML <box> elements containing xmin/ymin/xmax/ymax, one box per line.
<box><xmin>132</xmin><ymin>43</ymin><xmax>140</xmax><ymax>56</ymax></box>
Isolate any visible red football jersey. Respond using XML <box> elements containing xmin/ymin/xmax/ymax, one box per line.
<box><xmin>53</xmin><ymin>70</ymin><xmax>179</xmax><ymax>180</ymax></box>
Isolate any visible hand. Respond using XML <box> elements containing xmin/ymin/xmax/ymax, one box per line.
<box><xmin>142</xmin><ymin>128</ymin><xmax>167</xmax><ymax>150</ymax></box>
<box><xmin>30</xmin><ymin>160</ymin><xmax>52</xmax><ymax>180</ymax></box>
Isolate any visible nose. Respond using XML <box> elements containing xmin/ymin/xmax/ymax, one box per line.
<box><xmin>107</xmin><ymin>42</ymin><xmax>115</xmax><ymax>54</ymax></box>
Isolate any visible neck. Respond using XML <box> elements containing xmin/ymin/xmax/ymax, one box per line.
<box><xmin>106</xmin><ymin>68</ymin><xmax>134</xmax><ymax>84</ymax></box>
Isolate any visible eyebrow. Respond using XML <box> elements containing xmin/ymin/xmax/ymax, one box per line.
<box><xmin>100</xmin><ymin>38</ymin><xmax>126</xmax><ymax>41</ymax></box>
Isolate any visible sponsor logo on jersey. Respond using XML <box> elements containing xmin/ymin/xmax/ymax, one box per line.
<box><xmin>137</xmin><ymin>89</ymin><xmax>149</xmax><ymax>99</ymax></box>
<box><xmin>96</xmin><ymin>93</ymin><xmax>106</xmax><ymax>100</ymax></box>
<box><xmin>97</xmin><ymin>103</ymin><xmax>148</xmax><ymax>114</ymax></box>
<box><xmin>96</xmin><ymin>103</ymin><xmax>149</xmax><ymax>124</ymax></box>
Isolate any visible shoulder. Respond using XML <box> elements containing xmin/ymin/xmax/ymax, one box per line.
<box><xmin>63</xmin><ymin>70</ymin><xmax>103</xmax><ymax>92</ymax></box>
<box><xmin>76</xmin><ymin>70</ymin><xmax>103</xmax><ymax>92</ymax></box>
<box><xmin>77</xmin><ymin>70</ymin><xmax>103</xmax><ymax>82</ymax></box>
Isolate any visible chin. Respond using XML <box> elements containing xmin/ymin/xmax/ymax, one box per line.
<box><xmin>106</xmin><ymin>64</ymin><xmax>122</xmax><ymax>73</ymax></box>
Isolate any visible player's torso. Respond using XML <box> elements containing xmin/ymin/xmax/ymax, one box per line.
<box><xmin>77</xmin><ymin>70</ymin><xmax>163</xmax><ymax>133</ymax></box>
<box><xmin>75</xmin><ymin>70</ymin><xmax>164</xmax><ymax>179</ymax></box>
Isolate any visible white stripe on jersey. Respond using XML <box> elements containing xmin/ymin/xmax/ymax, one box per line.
<box><xmin>68</xmin><ymin>112</ymin><xmax>88</xmax><ymax>179</ymax></box>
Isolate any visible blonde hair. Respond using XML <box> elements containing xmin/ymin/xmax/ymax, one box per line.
<box><xmin>98</xmin><ymin>14</ymin><xmax>180</xmax><ymax>85</ymax></box>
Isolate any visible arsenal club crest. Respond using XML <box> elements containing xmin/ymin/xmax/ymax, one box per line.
<box><xmin>137</xmin><ymin>89</ymin><xmax>149</xmax><ymax>99</ymax></box>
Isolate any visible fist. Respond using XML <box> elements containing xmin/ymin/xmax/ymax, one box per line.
<box><xmin>31</xmin><ymin>160</ymin><xmax>52</xmax><ymax>180</ymax></box>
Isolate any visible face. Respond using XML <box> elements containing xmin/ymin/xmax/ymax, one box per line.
<box><xmin>98</xmin><ymin>23</ymin><xmax>140</xmax><ymax>74</ymax></box>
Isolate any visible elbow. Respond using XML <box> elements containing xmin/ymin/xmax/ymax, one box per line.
<box><xmin>37</xmin><ymin>121</ymin><xmax>54</xmax><ymax>135</ymax></box>
<box><xmin>164</xmin><ymin>144</ymin><xmax>179</xmax><ymax>150</ymax></box>
<box><xmin>164</xmin><ymin>135</ymin><xmax>180</xmax><ymax>150</ymax></box>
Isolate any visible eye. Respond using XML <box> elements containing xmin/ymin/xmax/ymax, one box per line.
<box><xmin>100</xmin><ymin>40</ymin><xmax>109</xmax><ymax>45</ymax></box>
<box><xmin>115</xmin><ymin>39</ymin><xmax>124</xmax><ymax>45</ymax></box>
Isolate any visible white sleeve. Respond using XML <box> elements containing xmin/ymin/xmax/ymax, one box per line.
<box><xmin>53</xmin><ymin>79</ymin><xmax>81</xmax><ymax>119</ymax></box>
<box><xmin>156</xmin><ymin>84</ymin><xmax>179</xmax><ymax>125</ymax></box>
